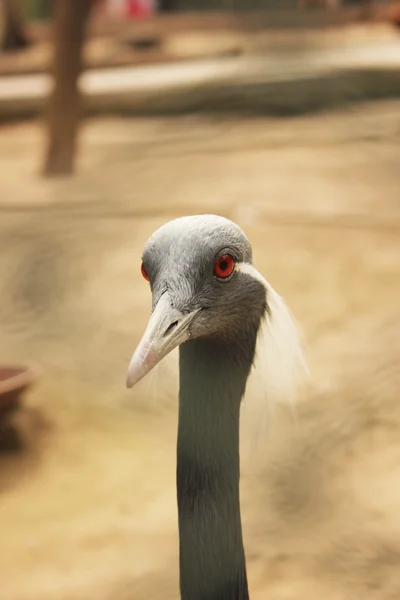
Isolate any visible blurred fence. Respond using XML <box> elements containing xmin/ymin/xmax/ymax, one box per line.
<box><xmin>21</xmin><ymin>0</ymin><xmax>387</xmax><ymax>20</ymax></box>
<box><xmin>176</xmin><ymin>0</ymin><xmax>298</xmax><ymax>9</ymax></box>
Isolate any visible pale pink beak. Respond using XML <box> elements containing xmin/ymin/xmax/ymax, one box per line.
<box><xmin>126</xmin><ymin>293</ymin><xmax>200</xmax><ymax>388</ymax></box>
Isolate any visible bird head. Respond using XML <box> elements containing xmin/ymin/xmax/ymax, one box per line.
<box><xmin>126</xmin><ymin>215</ymin><xmax>269</xmax><ymax>388</ymax></box>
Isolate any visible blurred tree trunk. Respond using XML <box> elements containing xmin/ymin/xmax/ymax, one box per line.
<box><xmin>43</xmin><ymin>0</ymin><xmax>96</xmax><ymax>177</ymax></box>
<box><xmin>0</xmin><ymin>0</ymin><xmax>30</xmax><ymax>52</ymax></box>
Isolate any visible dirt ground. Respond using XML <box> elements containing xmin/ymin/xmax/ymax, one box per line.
<box><xmin>0</xmin><ymin>101</ymin><xmax>399</xmax><ymax>600</ymax></box>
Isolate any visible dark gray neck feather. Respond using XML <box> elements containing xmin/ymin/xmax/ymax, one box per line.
<box><xmin>177</xmin><ymin>326</ymin><xmax>260</xmax><ymax>600</ymax></box>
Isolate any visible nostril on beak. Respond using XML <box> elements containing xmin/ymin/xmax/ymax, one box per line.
<box><xmin>164</xmin><ymin>321</ymin><xmax>179</xmax><ymax>337</ymax></box>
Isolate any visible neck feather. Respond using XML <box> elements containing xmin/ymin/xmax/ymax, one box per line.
<box><xmin>177</xmin><ymin>329</ymin><xmax>259</xmax><ymax>600</ymax></box>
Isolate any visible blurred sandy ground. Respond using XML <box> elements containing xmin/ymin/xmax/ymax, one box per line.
<box><xmin>0</xmin><ymin>91</ymin><xmax>400</xmax><ymax>598</ymax></box>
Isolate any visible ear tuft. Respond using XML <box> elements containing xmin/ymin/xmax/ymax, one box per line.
<box><xmin>240</xmin><ymin>266</ymin><xmax>309</xmax><ymax>449</ymax></box>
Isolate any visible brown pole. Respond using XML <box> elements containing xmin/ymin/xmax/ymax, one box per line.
<box><xmin>42</xmin><ymin>0</ymin><xmax>96</xmax><ymax>177</ymax></box>
<box><xmin>1</xmin><ymin>0</ymin><xmax>30</xmax><ymax>51</ymax></box>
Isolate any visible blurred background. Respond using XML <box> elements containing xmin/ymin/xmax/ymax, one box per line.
<box><xmin>1</xmin><ymin>1</ymin><xmax>400</xmax><ymax>599</ymax></box>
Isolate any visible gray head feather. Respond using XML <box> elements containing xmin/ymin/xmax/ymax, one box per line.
<box><xmin>141</xmin><ymin>215</ymin><xmax>267</xmax><ymax>343</ymax></box>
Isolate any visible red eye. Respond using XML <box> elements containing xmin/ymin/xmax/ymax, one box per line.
<box><xmin>214</xmin><ymin>254</ymin><xmax>235</xmax><ymax>279</ymax></box>
<box><xmin>141</xmin><ymin>262</ymin><xmax>150</xmax><ymax>282</ymax></box>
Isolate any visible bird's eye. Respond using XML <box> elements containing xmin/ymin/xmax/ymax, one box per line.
<box><xmin>141</xmin><ymin>262</ymin><xmax>150</xmax><ymax>282</ymax></box>
<box><xmin>214</xmin><ymin>254</ymin><xmax>235</xmax><ymax>279</ymax></box>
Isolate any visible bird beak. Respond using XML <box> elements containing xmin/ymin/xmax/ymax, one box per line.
<box><xmin>126</xmin><ymin>293</ymin><xmax>200</xmax><ymax>388</ymax></box>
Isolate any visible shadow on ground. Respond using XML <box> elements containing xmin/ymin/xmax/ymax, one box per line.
<box><xmin>91</xmin><ymin>68</ymin><xmax>400</xmax><ymax>118</ymax></box>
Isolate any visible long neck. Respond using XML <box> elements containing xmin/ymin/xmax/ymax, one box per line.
<box><xmin>177</xmin><ymin>333</ymin><xmax>257</xmax><ymax>600</ymax></box>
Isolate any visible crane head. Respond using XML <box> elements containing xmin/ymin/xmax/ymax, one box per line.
<box><xmin>126</xmin><ymin>215</ymin><xmax>268</xmax><ymax>388</ymax></box>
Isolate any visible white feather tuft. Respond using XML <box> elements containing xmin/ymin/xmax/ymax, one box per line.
<box><xmin>237</xmin><ymin>263</ymin><xmax>308</xmax><ymax>451</ymax></box>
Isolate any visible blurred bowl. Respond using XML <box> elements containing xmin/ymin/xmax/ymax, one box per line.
<box><xmin>0</xmin><ymin>366</ymin><xmax>38</xmax><ymax>424</ymax></box>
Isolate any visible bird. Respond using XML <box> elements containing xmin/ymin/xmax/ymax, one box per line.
<box><xmin>126</xmin><ymin>214</ymin><xmax>306</xmax><ymax>600</ymax></box>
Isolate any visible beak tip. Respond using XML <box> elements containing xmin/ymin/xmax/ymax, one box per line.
<box><xmin>126</xmin><ymin>373</ymin><xmax>135</xmax><ymax>389</ymax></box>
